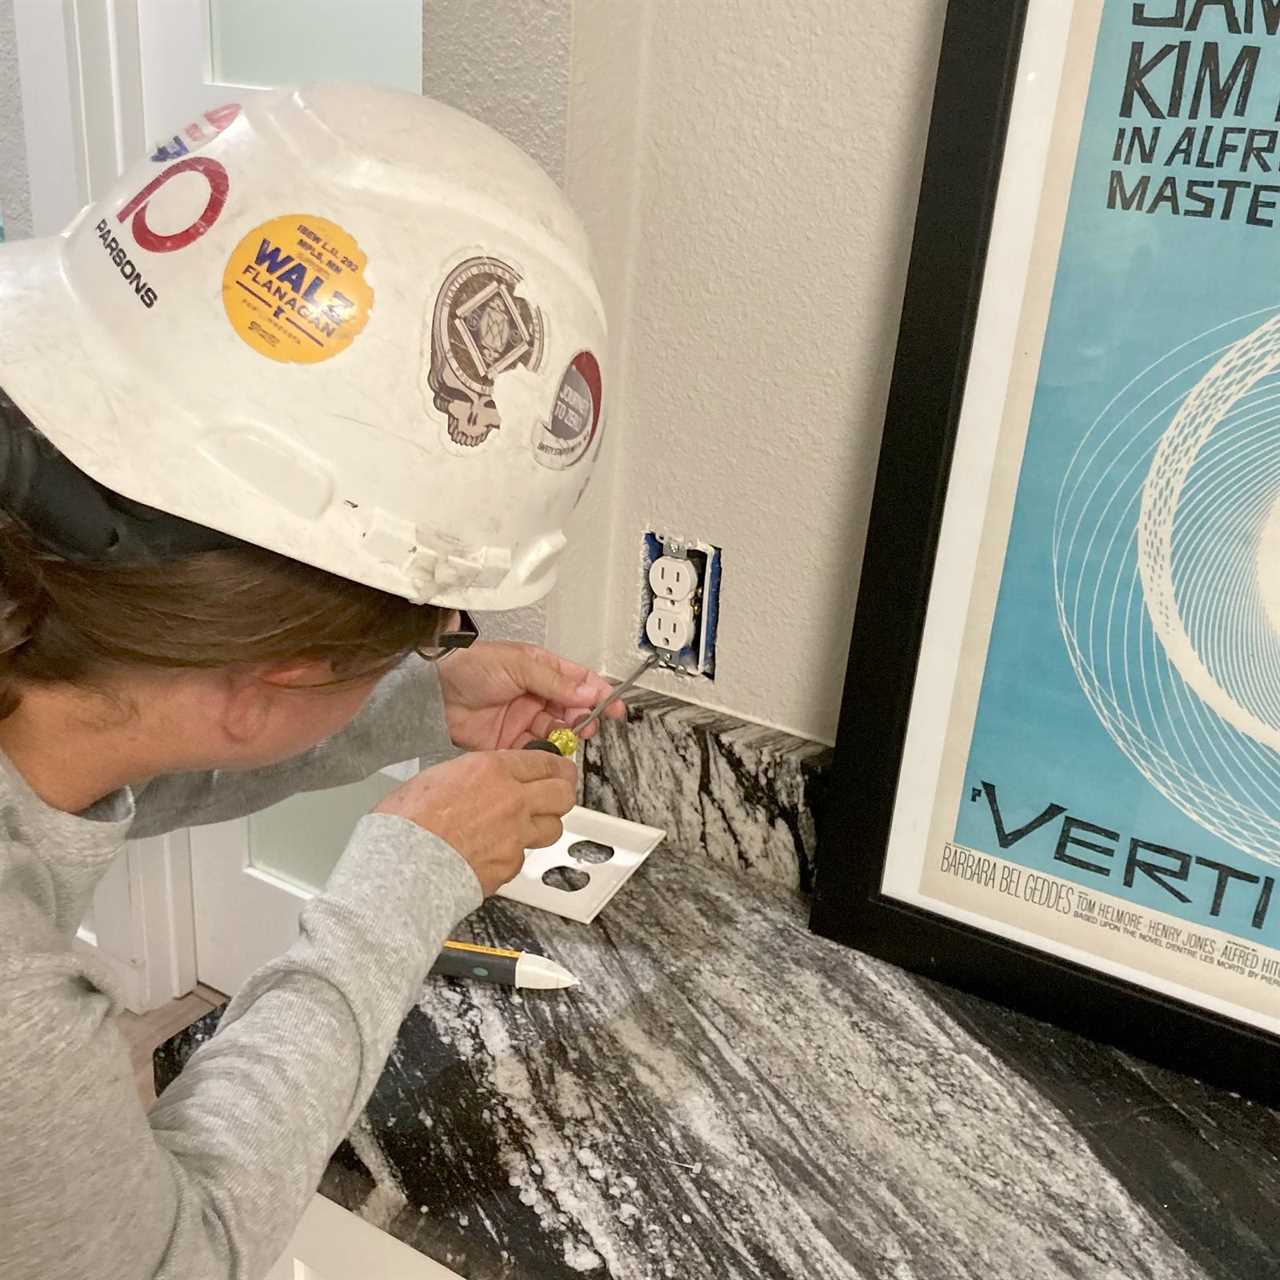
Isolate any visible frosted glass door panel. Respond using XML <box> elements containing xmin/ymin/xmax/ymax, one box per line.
<box><xmin>209</xmin><ymin>0</ymin><xmax>422</xmax><ymax>92</ymax></box>
<box><xmin>249</xmin><ymin>769</ymin><xmax>404</xmax><ymax>893</ymax></box>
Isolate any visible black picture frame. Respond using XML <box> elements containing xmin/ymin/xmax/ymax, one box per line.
<box><xmin>809</xmin><ymin>0</ymin><xmax>1280</xmax><ymax>1107</ymax></box>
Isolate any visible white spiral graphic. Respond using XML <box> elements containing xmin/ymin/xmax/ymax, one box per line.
<box><xmin>1054</xmin><ymin>306</ymin><xmax>1280</xmax><ymax>866</ymax></box>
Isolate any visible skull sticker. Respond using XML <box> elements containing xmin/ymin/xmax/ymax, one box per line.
<box><xmin>428</xmin><ymin>256</ymin><xmax>544</xmax><ymax>448</ymax></box>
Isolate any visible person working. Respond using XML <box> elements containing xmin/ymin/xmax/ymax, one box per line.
<box><xmin>0</xmin><ymin>82</ymin><xmax>614</xmax><ymax>1279</ymax></box>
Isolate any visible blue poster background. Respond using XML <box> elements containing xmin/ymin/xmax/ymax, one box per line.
<box><xmin>953</xmin><ymin>1</ymin><xmax>1280</xmax><ymax>947</ymax></box>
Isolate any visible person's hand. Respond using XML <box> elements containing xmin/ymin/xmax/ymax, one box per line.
<box><xmin>435</xmin><ymin>641</ymin><xmax>625</xmax><ymax>752</ymax></box>
<box><xmin>373</xmin><ymin>750</ymin><xmax>577</xmax><ymax>895</ymax></box>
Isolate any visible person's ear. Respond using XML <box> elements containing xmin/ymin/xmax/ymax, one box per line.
<box><xmin>218</xmin><ymin>661</ymin><xmax>331</xmax><ymax>742</ymax></box>
<box><xmin>218</xmin><ymin>670</ymin><xmax>271</xmax><ymax>744</ymax></box>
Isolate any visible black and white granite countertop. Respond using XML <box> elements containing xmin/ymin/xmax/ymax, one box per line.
<box><xmin>156</xmin><ymin>853</ymin><xmax>1280</xmax><ymax>1280</ymax></box>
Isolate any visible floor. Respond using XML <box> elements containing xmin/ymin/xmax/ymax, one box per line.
<box><xmin>116</xmin><ymin>984</ymin><xmax>226</xmax><ymax>1105</ymax></box>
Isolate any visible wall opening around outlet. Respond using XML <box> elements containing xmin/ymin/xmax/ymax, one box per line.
<box><xmin>639</xmin><ymin>532</ymin><xmax>721</xmax><ymax>680</ymax></box>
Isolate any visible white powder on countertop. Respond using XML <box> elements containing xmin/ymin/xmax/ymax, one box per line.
<box><xmin>563</xmin><ymin>1241</ymin><xmax>604</xmax><ymax>1272</ymax></box>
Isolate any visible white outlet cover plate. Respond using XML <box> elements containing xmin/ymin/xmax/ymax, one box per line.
<box><xmin>497</xmin><ymin>807</ymin><xmax>666</xmax><ymax>923</ymax></box>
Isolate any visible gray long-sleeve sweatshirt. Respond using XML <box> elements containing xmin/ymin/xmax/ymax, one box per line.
<box><xmin>0</xmin><ymin>657</ymin><xmax>483</xmax><ymax>1280</ymax></box>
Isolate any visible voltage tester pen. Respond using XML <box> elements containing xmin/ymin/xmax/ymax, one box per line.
<box><xmin>429</xmin><ymin>939</ymin><xmax>578</xmax><ymax>989</ymax></box>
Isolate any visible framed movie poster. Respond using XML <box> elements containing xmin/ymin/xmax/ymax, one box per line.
<box><xmin>813</xmin><ymin>0</ymin><xmax>1280</xmax><ymax>1100</ymax></box>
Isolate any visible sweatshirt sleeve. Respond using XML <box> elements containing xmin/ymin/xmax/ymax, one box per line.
<box><xmin>0</xmin><ymin>814</ymin><xmax>482</xmax><ymax>1280</ymax></box>
<box><xmin>129</xmin><ymin>655</ymin><xmax>459</xmax><ymax>839</ymax></box>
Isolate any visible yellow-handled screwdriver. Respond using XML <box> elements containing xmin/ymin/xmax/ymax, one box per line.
<box><xmin>524</xmin><ymin>652</ymin><xmax>660</xmax><ymax>756</ymax></box>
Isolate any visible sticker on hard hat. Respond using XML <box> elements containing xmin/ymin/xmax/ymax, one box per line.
<box><xmin>427</xmin><ymin>257</ymin><xmax>544</xmax><ymax>449</ymax></box>
<box><xmin>222</xmin><ymin>215</ymin><xmax>374</xmax><ymax>364</ymax></box>
<box><xmin>118</xmin><ymin>157</ymin><xmax>230</xmax><ymax>254</ymax></box>
<box><xmin>151</xmin><ymin>103</ymin><xmax>240</xmax><ymax>162</ymax></box>
<box><xmin>534</xmin><ymin>352</ymin><xmax>603</xmax><ymax>470</ymax></box>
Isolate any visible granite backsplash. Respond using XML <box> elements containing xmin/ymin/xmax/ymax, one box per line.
<box><xmin>579</xmin><ymin>689</ymin><xmax>832</xmax><ymax>895</ymax></box>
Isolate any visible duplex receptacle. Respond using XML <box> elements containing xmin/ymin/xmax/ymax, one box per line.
<box><xmin>639</xmin><ymin>532</ymin><xmax>721</xmax><ymax>678</ymax></box>
<box><xmin>646</xmin><ymin>599</ymin><xmax>697</xmax><ymax>651</ymax></box>
<box><xmin>649</xmin><ymin>556</ymin><xmax>698</xmax><ymax>603</ymax></box>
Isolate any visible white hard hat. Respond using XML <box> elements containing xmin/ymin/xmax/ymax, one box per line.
<box><xmin>0</xmin><ymin>83</ymin><xmax>608</xmax><ymax>609</ymax></box>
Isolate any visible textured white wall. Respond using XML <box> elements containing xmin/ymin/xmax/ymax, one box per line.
<box><xmin>421</xmin><ymin>0</ymin><xmax>572</xmax><ymax>645</ymax></box>
<box><xmin>0</xmin><ymin>0</ymin><xmax>31</xmax><ymax>240</ymax></box>
<box><xmin>558</xmin><ymin>0</ymin><xmax>948</xmax><ymax>743</ymax></box>
<box><xmin>423</xmin><ymin>0</ymin><xmax>570</xmax><ymax>185</ymax></box>
<box><xmin>432</xmin><ymin>0</ymin><xmax>950</xmax><ymax>742</ymax></box>
<box><xmin>546</xmin><ymin>0</ymin><xmax>651</xmax><ymax>681</ymax></box>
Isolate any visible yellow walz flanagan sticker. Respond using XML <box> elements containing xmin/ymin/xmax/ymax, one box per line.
<box><xmin>222</xmin><ymin>214</ymin><xmax>373</xmax><ymax>364</ymax></box>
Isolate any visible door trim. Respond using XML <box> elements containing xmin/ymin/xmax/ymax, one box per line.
<box><xmin>15</xmin><ymin>1</ymin><xmax>198</xmax><ymax>1013</ymax></box>
<box><xmin>136</xmin><ymin>0</ymin><xmax>269</xmax><ymax>140</ymax></box>
<box><xmin>12</xmin><ymin>0</ymin><xmax>86</xmax><ymax>234</ymax></box>
<box><xmin>75</xmin><ymin>832</ymin><xmax>198</xmax><ymax>1014</ymax></box>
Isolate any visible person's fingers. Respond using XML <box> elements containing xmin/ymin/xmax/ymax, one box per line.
<box><xmin>526</xmin><ymin>814</ymin><xmax>566</xmax><ymax>850</ymax></box>
<box><xmin>503</xmin><ymin>646</ymin><xmax>596</xmax><ymax>707</ymax></box>
<box><xmin>501</xmin><ymin>648</ymin><xmax>636</xmax><ymax>749</ymax></box>
<box><xmin>553</xmin><ymin>652</ymin><xmax>609</xmax><ymax>700</ymax></box>
<box><xmin>540</xmin><ymin>704</ymin><xmax>587</xmax><ymax>726</ymax></box>
<box><xmin>526</xmin><ymin>709</ymin><xmax>569</xmax><ymax>742</ymax></box>
<box><xmin>544</xmin><ymin>689</ymin><xmax>630</xmax><ymax>724</ymax></box>
<box><xmin>502</xmin><ymin>748</ymin><xmax>578</xmax><ymax>784</ymax></box>
<box><xmin>557</xmin><ymin>699</ymin><xmax>627</xmax><ymax>740</ymax></box>
<box><xmin>524</xmin><ymin>776</ymin><xmax>578</xmax><ymax>817</ymax></box>
<box><xmin>376</xmin><ymin>752</ymin><xmax>576</xmax><ymax>897</ymax></box>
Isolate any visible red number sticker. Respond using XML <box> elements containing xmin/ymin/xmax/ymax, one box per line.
<box><xmin>116</xmin><ymin>157</ymin><xmax>230</xmax><ymax>254</ymax></box>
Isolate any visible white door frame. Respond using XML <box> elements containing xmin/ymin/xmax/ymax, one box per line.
<box><xmin>13</xmin><ymin>0</ymin><xmax>87</xmax><ymax>236</ymax></box>
<box><xmin>13</xmin><ymin>0</ymin><xmax>282</xmax><ymax>1012</ymax></box>
<box><xmin>12</xmin><ymin>0</ymin><xmax>426</xmax><ymax>1011</ymax></box>
<box><xmin>13</xmin><ymin>0</ymin><xmax>196</xmax><ymax>1011</ymax></box>
<box><xmin>74</xmin><ymin>831</ymin><xmax>198</xmax><ymax>1012</ymax></box>
<box><xmin>134</xmin><ymin>0</ymin><xmax>269</xmax><ymax>140</ymax></box>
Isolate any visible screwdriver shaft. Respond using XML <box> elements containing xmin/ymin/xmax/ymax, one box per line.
<box><xmin>571</xmin><ymin>652</ymin><xmax>660</xmax><ymax>735</ymax></box>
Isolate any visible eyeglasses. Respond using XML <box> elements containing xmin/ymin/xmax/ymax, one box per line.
<box><xmin>414</xmin><ymin>609</ymin><xmax>480</xmax><ymax>663</ymax></box>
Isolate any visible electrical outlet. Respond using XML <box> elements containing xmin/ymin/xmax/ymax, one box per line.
<box><xmin>646</xmin><ymin>598</ymin><xmax>696</xmax><ymax>651</ymax></box>
<box><xmin>648</xmin><ymin>556</ymin><xmax>698</xmax><ymax>603</ymax></box>
<box><xmin>639</xmin><ymin>532</ymin><xmax>721</xmax><ymax>678</ymax></box>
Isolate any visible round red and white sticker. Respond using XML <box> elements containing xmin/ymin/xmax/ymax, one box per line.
<box><xmin>534</xmin><ymin>351</ymin><xmax>602</xmax><ymax>470</ymax></box>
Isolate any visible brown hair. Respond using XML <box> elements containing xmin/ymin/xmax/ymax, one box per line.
<box><xmin>0</xmin><ymin>518</ymin><xmax>449</xmax><ymax>720</ymax></box>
